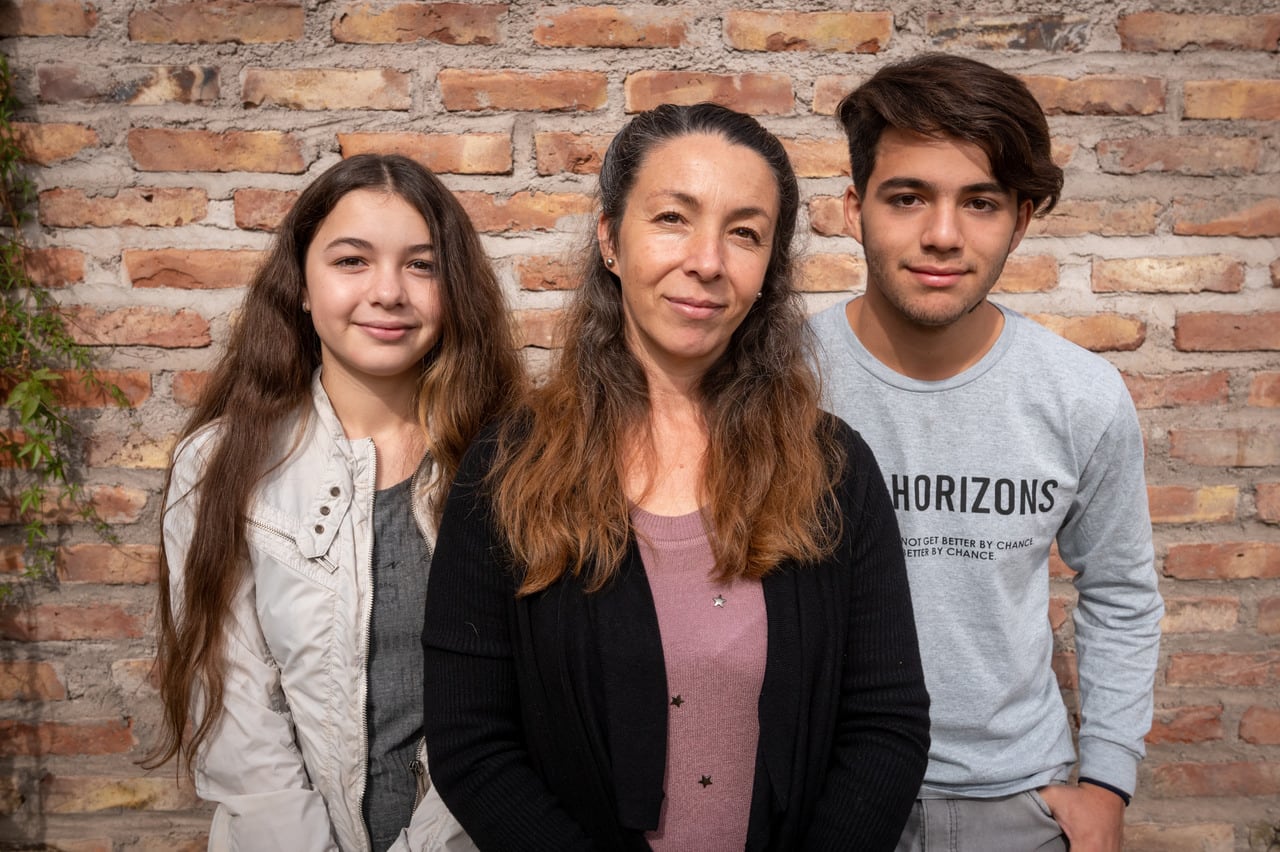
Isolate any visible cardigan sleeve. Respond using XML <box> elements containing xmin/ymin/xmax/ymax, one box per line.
<box><xmin>805</xmin><ymin>422</ymin><xmax>931</xmax><ymax>849</ymax></box>
<box><xmin>421</xmin><ymin>430</ymin><xmax>598</xmax><ymax>852</ymax></box>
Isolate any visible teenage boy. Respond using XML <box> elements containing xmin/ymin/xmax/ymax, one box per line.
<box><xmin>809</xmin><ymin>54</ymin><xmax>1163</xmax><ymax>852</ymax></box>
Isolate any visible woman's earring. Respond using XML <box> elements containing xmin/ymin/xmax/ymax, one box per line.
<box><xmin>604</xmin><ymin>257</ymin><xmax>615</xmax><ymax>269</ymax></box>
<box><xmin>302</xmin><ymin>302</ymin><xmax>311</xmax><ymax>313</ymax></box>
<box><xmin>755</xmin><ymin>290</ymin><xmax>763</xmax><ymax>301</ymax></box>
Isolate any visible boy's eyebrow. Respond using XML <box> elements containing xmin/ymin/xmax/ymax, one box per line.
<box><xmin>875</xmin><ymin>176</ymin><xmax>1010</xmax><ymax>196</ymax></box>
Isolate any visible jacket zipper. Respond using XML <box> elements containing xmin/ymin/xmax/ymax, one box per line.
<box><xmin>356</xmin><ymin>440</ymin><xmax>376</xmax><ymax>852</ymax></box>
<box><xmin>245</xmin><ymin>517</ymin><xmax>339</xmax><ymax>574</ymax></box>
<box><xmin>407</xmin><ymin>456</ymin><xmax>433</xmax><ymax>799</ymax></box>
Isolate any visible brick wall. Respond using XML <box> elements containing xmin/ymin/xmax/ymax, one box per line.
<box><xmin>1</xmin><ymin>1</ymin><xmax>1277</xmax><ymax>849</ymax></box>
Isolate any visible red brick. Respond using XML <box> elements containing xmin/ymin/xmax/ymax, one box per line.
<box><xmin>625</xmin><ymin>71</ymin><xmax>793</xmax><ymax>115</ymax></box>
<box><xmin>1262</xmin><ymin>597</ymin><xmax>1280</xmax><ymax>633</ymax></box>
<box><xmin>0</xmin><ymin>604</ymin><xmax>146</xmax><ymax>641</ymax></box>
<box><xmin>243</xmin><ymin>68</ymin><xmax>410</xmax><ymax>111</ymax></box>
<box><xmin>1160</xmin><ymin>596</ymin><xmax>1239</xmax><ymax>633</ymax></box>
<box><xmin>1148</xmin><ymin>485</ymin><xmax>1237</xmax><ymax>524</ymax></box>
<box><xmin>0</xmin><ymin>484</ymin><xmax>149</xmax><ymax>526</ymax></box>
<box><xmin>927</xmin><ymin>13</ymin><xmax>1089</xmax><ymax>51</ymax></box>
<box><xmin>1051</xmin><ymin>650</ymin><xmax>1077</xmax><ymax>689</ymax></box>
<box><xmin>0</xmin><ymin>544</ymin><xmax>22</xmax><ymax>573</ymax></box>
<box><xmin>812</xmin><ymin>75</ymin><xmax>862</xmax><ymax>115</ymax></box>
<box><xmin>799</xmin><ymin>254</ymin><xmax>865</xmax><ymax>293</ymax></box>
<box><xmin>112</xmin><ymin>657</ymin><xmax>160</xmax><ymax>697</ymax></box>
<box><xmin>439</xmin><ymin>69</ymin><xmax>606</xmax><ymax>112</ymax></box>
<box><xmin>534</xmin><ymin>132</ymin><xmax>611</xmax><ymax>176</ymax></box>
<box><xmin>533</xmin><ymin>6</ymin><xmax>689</xmax><ymax>48</ymax></box>
<box><xmin>1151</xmin><ymin>761</ymin><xmax>1280</xmax><ymax>798</ymax></box>
<box><xmin>129</xmin><ymin>128</ymin><xmax>305</xmax><ymax>174</ymax></box>
<box><xmin>0</xmin><ymin>0</ymin><xmax>97</xmax><ymax>36</ymax></box>
<box><xmin>779</xmin><ymin>138</ymin><xmax>848</xmax><ymax>178</ymax></box>
<box><xmin>57</xmin><ymin>544</ymin><xmax>158</xmax><ymax>584</ymax></box>
<box><xmin>1026</xmin><ymin>313</ymin><xmax>1146</xmax><ymax>352</ymax></box>
<box><xmin>1164</xmin><ymin>542</ymin><xmax>1280</xmax><ymax>579</ymax></box>
<box><xmin>1167</xmin><ymin>652</ymin><xmax>1280</xmax><ymax>687</ymax></box>
<box><xmin>87</xmin><ymin>429</ymin><xmax>174</xmax><ymax>470</ymax></box>
<box><xmin>1022</xmin><ymin>75</ymin><xmax>1165</xmax><ymax>116</ymax></box>
<box><xmin>44</xmin><ymin>369</ymin><xmax>152</xmax><ymax>409</ymax></box>
<box><xmin>23</xmin><ymin>247</ymin><xmax>85</xmax><ymax>288</ymax></box>
<box><xmin>1119</xmin><ymin>12</ymin><xmax>1280</xmax><ymax>51</ymax></box>
<box><xmin>37</xmin><ymin>64</ymin><xmax>219</xmax><ymax>105</ymax></box>
<box><xmin>1172</xmin><ymin>196</ymin><xmax>1280</xmax><ymax>237</ymax></box>
<box><xmin>807</xmin><ymin>195</ymin><xmax>846</xmax><ymax>237</ymax></box>
<box><xmin>129</xmin><ymin>1</ymin><xmax>302</xmax><ymax>44</ymax></box>
<box><xmin>1027</xmin><ymin>198</ymin><xmax>1160</xmax><ymax>237</ymax></box>
<box><xmin>1146</xmin><ymin>704</ymin><xmax>1224</xmax><ymax>743</ymax></box>
<box><xmin>992</xmin><ymin>255</ymin><xmax>1058</xmax><ymax>293</ymax></box>
<box><xmin>1174</xmin><ymin>312</ymin><xmax>1280</xmax><ymax>351</ymax></box>
<box><xmin>1169</xmin><ymin>424</ymin><xmax>1277</xmax><ymax>469</ymax></box>
<box><xmin>39</xmin><ymin>187</ymin><xmax>208</xmax><ymax>228</ymax></box>
<box><xmin>0</xmin><ymin>719</ymin><xmax>135</xmax><ymax>756</ymax></box>
<box><xmin>515</xmin><ymin>309</ymin><xmax>567</xmax><ymax>349</ymax></box>
<box><xmin>1240</xmin><ymin>706</ymin><xmax>1280</xmax><ymax>745</ymax></box>
<box><xmin>63</xmin><ymin>306</ymin><xmax>211</xmax><ymax>348</ymax></box>
<box><xmin>1272</xmin><ymin>258</ymin><xmax>1280</xmax><ymax>287</ymax></box>
<box><xmin>125</xmin><ymin>249</ymin><xmax>262</xmax><ymax>290</ymax></box>
<box><xmin>1048</xmin><ymin>595</ymin><xmax>1070</xmax><ymax>632</ymax></box>
<box><xmin>1092</xmin><ymin>255</ymin><xmax>1242</xmax><ymax>294</ymax></box>
<box><xmin>455</xmin><ymin>191</ymin><xmax>593</xmax><ymax>233</ymax></box>
<box><xmin>234</xmin><ymin>188</ymin><xmax>297</xmax><ymax>232</ymax></box>
<box><xmin>0</xmin><ymin>660</ymin><xmax>66</xmax><ymax>701</ymax></box>
<box><xmin>724</xmin><ymin>11</ymin><xmax>891</xmax><ymax>53</ymax></box>
<box><xmin>1096</xmin><ymin>135</ymin><xmax>1261</xmax><ymax>176</ymax></box>
<box><xmin>11</xmin><ymin>122</ymin><xmax>100</xmax><ymax>165</ymax></box>
<box><xmin>172</xmin><ymin>371</ymin><xmax>211</xmax><ymax>407</ymax></box>
<box><xmin>515</xmin><ymin>256</ymin><xmax>577</xmax><ymax>291</ymax></box>
<box><xmin>338</xmin><ymin>132</ymin><xmax>512</xmax><ymax>175</ymax></box>
<box><xmin>333</xmin><ymin>2</ymin><xmax>504</xmax><ymax>44</ymax></box>
<box><xmin>1185</xmin><ymin>80</ymin><xmax>1280</xmax><ymax>120</ymax></box>
<box><xmin>1124</xmin><ymin>823</ymin><xmax>1235</xmax><ymax>852</ymax></box>
<box><xmin>1122</xmin><ymin>371</ymin><xmax>1230</xmax><ymax>409</ymax></box>
<box><xmin>39</xmin><ymin>774</ymin><xmax>198</xmax><ymax>813</ymax></box>
<box><xmin>1258</xmin><ymin>483</ymin><xmax>1280</xmax><ymax>524</ymax></box>
<box><xmin>1250</xmin><ymin>372</ymin><xmax>1280</xmax><ymax>407</ymax></box>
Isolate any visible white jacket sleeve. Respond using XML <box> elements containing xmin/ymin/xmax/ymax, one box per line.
<box><xmin>164</xmin><ymin>443</ymin><xmax>339</xmax><ymax>852</ymax></box>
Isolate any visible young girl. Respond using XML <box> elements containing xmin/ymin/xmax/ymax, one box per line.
<box><xmin>151</xmin><ymin>154</ymin><xmax>522</xmax><ymax>851</ymax></box>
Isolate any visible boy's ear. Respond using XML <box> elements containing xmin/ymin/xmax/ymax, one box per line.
<box><xmin>843</xmin><ymin>185</ymin><xmax>865</xmax><ymax>245</ymax></box>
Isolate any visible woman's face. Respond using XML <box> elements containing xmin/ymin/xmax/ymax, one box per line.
<box><xmin>599</xmin><ymin>133</ymin><xmax>779</xmax><ymax>383</ymax></box>
<box><xmin>303</xmin><ymin>188</ymin><xmax>443</xmax><ymax>392</ymax></box>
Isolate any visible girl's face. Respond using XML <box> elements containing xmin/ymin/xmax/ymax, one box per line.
<box><xmin>303</xmin><ymin>189</ymin><xmax>444</xmax><ymax>392</ymax></box>
<box><xmin>599</xmin><ymin>133</ymin><xmax>779</xmax><ymax>383</ymax></box>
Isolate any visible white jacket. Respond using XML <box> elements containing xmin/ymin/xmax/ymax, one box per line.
<box><xmin>164</xmin><ymin>374</ymin><xmax>475</xmax><ymax>852</ymax></box>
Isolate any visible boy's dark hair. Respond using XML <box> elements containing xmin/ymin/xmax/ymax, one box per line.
<box><xmin>837</xmin><ymin>53</ymin><xmax>1064</xmax><ymax>215</ymax></box>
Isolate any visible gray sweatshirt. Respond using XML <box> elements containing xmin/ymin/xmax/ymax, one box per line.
<box><xmin>810</xmin><ymin>300</ymin><xmax>1163</xmax><ymax>799</ymax></box>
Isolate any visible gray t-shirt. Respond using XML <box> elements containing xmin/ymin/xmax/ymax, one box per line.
<box><xmin>364</xmin><ymin>474</ymin><xmax>430</xmax><ymax>850</ymax></box>
<box><xmin>809</xmin><ymin>299</ymin><xmax>1162</xmax><ymax>798</ymax></box>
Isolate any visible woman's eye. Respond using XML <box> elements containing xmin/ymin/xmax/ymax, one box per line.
<box><xmin>656</xmin><ymin>211</ymin><xmax>683</xmax><ymax>224</ymax></box>
<box><xmin>732</xmin><ymin>226</ymin><xmax>762</xmax><ymax>243</ymax></box>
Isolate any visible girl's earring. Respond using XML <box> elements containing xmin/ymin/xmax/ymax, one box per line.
<box><xmin>604</xmin><ymin>257</ymin><xmax>615</xmax><ymax>269</ymax></box>
<box><xmin>302</xmin><ymin>303</ymin><xmax>311</xmax><ymax>313</ymax></box>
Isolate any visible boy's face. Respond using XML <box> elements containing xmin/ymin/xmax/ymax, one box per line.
<box><xmin>844</xmin><ymin>127</ymin><xmax>1034</xmax><ymax>331</ymax></box>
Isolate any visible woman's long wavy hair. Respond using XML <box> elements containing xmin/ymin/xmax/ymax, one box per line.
<box><xmin>148</xmin><ymin>154</ymin><xmax>523</xmax><ymax>772</ymax></box>
<box><xmin>492</xmin><ymin>103</ymin><xmax>843</xmax><ymax>596</ymax></box>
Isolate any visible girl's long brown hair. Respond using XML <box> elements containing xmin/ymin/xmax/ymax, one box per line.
<box><xmin>491</xmin><ymin>104</ymin><xmax>843</xmax><ymax>596</ymax></box>
<box><xmin>147</xmin><ymin>154</ymin><xmax>523</xmax><ymax>772</ymax></box>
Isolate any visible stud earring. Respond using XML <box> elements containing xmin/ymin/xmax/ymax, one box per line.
<box><xmin>604</xmin><ymin>257</ymin><xmax>616</xmax><ymax>269</ymax></box>
<box><xmin>302</xmin><ymin>303</ymin><xmax>311</xmax><ymax>313</ymax></box>
<box><xmin>755</xmin><ymin>290</ymin><xmax>763</xmax><ymax>301</ymax></box>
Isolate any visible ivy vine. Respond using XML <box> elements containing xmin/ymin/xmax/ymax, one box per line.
<box><xmin>1</xmin><ymin>54</ymin><xmax>122</xmax><ymax>591</ymax></box>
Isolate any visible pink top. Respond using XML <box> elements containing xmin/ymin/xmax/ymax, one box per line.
<box><xmin>632</xmin><ymin>506</ymin><xmax>768</xmax><ymax>852</ymax></box>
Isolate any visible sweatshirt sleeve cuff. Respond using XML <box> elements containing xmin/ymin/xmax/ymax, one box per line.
<box><xmin>1078</xmin><ymin>777</ymin><xmax>1130</xmax><ymax>806</ymax></box>
<box><xmin>1077</xmin><ymin>736</ymin><xmax>1139</xmax><ymax>800</ymax></box>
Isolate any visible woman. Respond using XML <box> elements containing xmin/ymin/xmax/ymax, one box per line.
<box><xmin>151</xmin><ymin>154</ymin><xmax>521</xmax><ymax>851</ymax></box>
<box><xmin>422</xmin><ymin>104</ymin><xmax>930</xmax><ymax>850</ymax></box>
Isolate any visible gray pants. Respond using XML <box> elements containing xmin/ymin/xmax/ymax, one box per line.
<box><xmin>894</xmin><ymin>791</ymin><xmax>1068</xmax><ymax>852</ymax></box>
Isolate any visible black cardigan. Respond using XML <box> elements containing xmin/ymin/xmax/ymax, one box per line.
<box><xmin>422</xmin><ymin>417</ymin><xmax>930</xmax><ymax>851</ymax></box>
